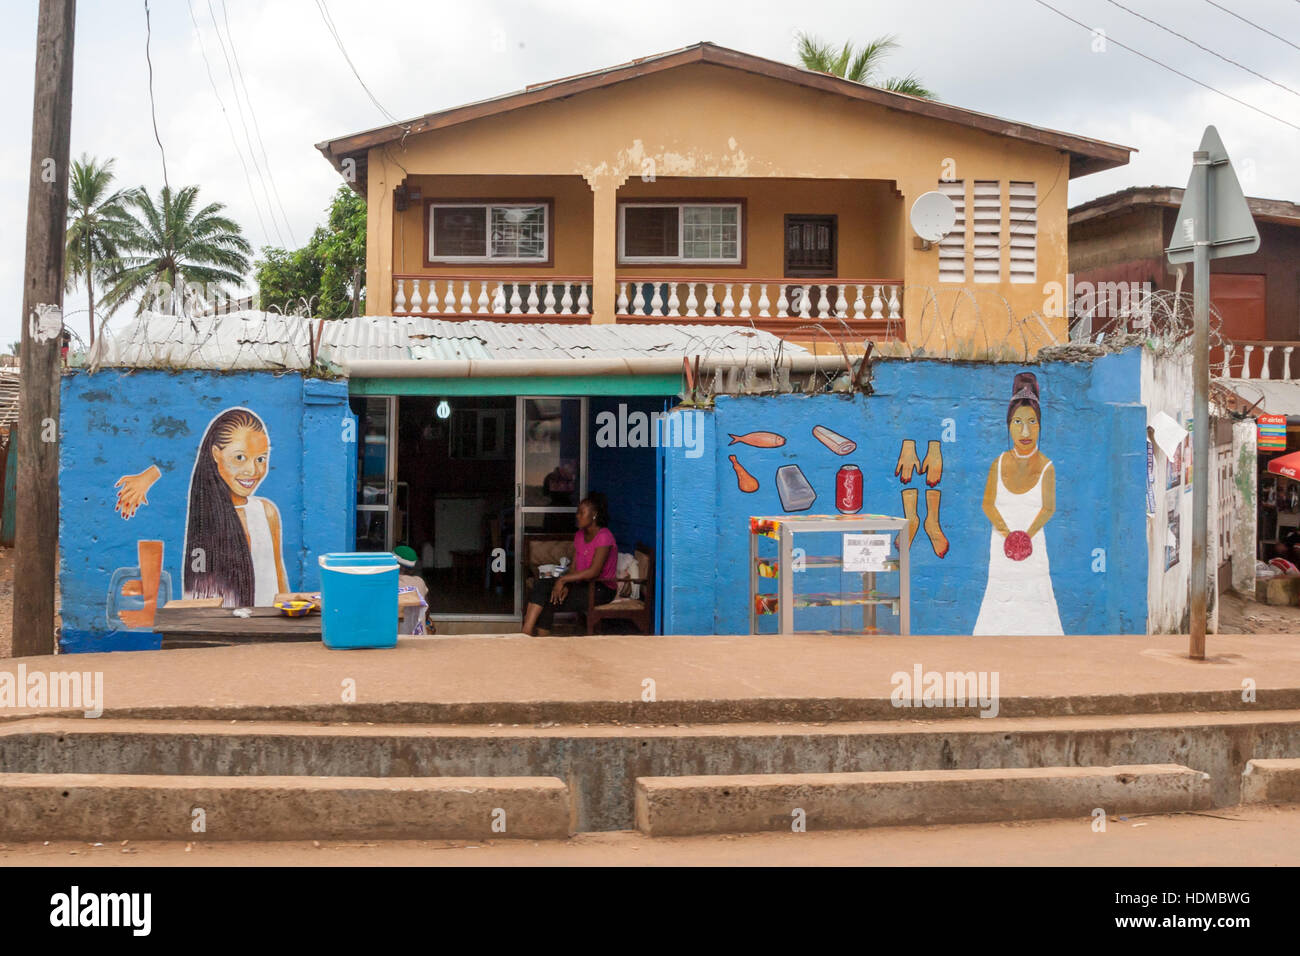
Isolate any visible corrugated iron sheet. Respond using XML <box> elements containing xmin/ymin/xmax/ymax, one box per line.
<box><xmin>89</xmin><ymin>312</ymin><xmax>804</xmax><ymax>370</ymax></box>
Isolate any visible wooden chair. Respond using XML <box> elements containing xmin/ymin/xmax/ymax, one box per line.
<box><xmin>587</xmin><ymin>544</ymin><xmax>654</xmax><ymax>635</ymax></box>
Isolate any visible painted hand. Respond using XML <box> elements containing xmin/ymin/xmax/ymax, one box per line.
<box><xmin>921</xmin><ymin>440</ymin><xmax>943</xmax><ymax>487</ymax></box>
<box><xmin>114</xmin><ymin>466</ymin><xmax>161</xmax><ymax>520</ymax></box>
<box><xmin>895</xmin><ymin>440</ymin><xmax>920</xmax><ymax>484</ymax></box>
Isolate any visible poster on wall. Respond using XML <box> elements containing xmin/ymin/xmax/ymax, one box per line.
<box><xmin>1166</xmin><ymin>440</ymin><xmax>1182</xmax><ymax>490</ymax></box>
<box><xmin>1165</xmin><ymin>498</ymin><xmax>1181</xmax><ymax>571</ymax></box>
<box><xmin>1258</xmin><ymin>414</ymin><xmax>1287</xmax><ymax>452</ymax></box>
<box><xmin>1183</xmin><ymin>434</ymin><xmax>1193</xmax><ymax>492</ymax></box>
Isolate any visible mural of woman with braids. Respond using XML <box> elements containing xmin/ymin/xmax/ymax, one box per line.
<box><xmin>116</xmin><ymin>407</ymin><xmax>291</xmax><ymax>608</ymax></box>
<box><xmin>183</xmin><ymin>408</ymin><xmax>289</xmax><ymax>607</ymax></box>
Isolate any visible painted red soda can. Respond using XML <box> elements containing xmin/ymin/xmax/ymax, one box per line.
<box><xmin>836</xmin><ymin>464</ymin><xmax>862</xmax><ymax>514</ymax></box>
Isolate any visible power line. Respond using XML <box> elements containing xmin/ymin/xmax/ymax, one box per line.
<box><xmin>1204</xmin><ymin>0</ymin><xmax>1300</xmax><ymax>53</ymax></box>
<box><xmin>1105</xmin><ymin>0</ymin><xmax>1300</xmax><ymax>100</ymax></box>
<box><xmin>185</xmin><ymin>0</ymin><xmax>272</xmax><ymax>247</ymax></box>
<box><xmin>1032</xmin><ymin>0</ymin><xmax>1300</xmax><ymax>132</ymax></box>
<box><xmin>143</xmin><ymin>0</ymin><xmax>169</xmax><ymax>191</ymax></box>
<box><xmin>204</xmin><ymin>0</ymin><xmax>287</xmax><ymax>246</ymax></box>
<box><xmin>219</xmin><ymin>0</ymin><xmax>296</xmax><ymax>246</ymax></box>
<box><xmin>312</xmin><ymin>0</ymin><xmax>406</xmax><ymax>127</ymax></box>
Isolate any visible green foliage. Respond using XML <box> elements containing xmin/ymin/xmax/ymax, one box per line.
<box><xmin>102</xmin><ymin>184</ymin><xmax>252</xmax><ymax>315</ymax></box>
<box><xmin>64</xmin><ymin>154</ymin><xmax>139</xmax><ymax>343</ymax></box>
<box><xmin>795</xmin><ymin>32</ymin><xmax>935</xmax><ymax>99</ymax></box>
<box><xmin>256</xmin><ymin>186</ymin><xmax>366</xmax><ymax>317</ymax></box>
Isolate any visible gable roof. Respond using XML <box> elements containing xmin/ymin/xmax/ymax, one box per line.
<box><xmin>316</xmin><ymin>42</ymin><xmax>1132</xmax><ymax>192</ymax></box>
<box><xmin>1070</xmin><ymin>185</ymin><xmax>1300</xmax><ymax>228</ymax></box>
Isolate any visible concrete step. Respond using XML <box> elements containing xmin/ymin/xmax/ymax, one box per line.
<box><xmin>634</xmin><ymin>764</ymin><xmax>1212</xmax><ymax>836</ymax></box>
<box><xmin>0</xmin><ymin>773</ymin><xmax>572</xmax><ymax>842</ymax></box>
<box><xmin>3</xmin><ymin>712</ymin><xmax>1297</xmax><ymax>830</ymax></box>
<box><xmin>1241</xmin><ymin>758</ymin><xmax>1300</xmax><ymax>805</ymax></box>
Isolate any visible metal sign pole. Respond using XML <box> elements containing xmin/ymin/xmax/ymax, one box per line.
<box><xmin>1190</xmin><ymin>149</ymin><xmax>1211</xmax><ymax>660</ymax></box>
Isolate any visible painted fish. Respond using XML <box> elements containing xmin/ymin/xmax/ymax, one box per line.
<box><xmin>728</xmin><ymin>431</ymin><xmax>786</xmax><ymax>448</ymax></box>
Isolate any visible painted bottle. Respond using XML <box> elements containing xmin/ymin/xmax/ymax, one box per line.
<box><xmin>836</xmin><ymin>464</ymin><xmax>862</xmax><ymax>514</ymax></box>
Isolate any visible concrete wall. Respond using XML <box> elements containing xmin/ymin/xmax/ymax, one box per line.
<box><xmin>1140</xmin><ymin>350</ymin><xmax>1194</xmax><ymax>634</ymax></box>
<box><xmin>59</xmin><ymin>371</ymin><xmax>353</xmax><ymax>652</ymax></box>
<box><xmin>664</xmin><ymin>350</ymin><xmax>1149</xmax><ymax>635</ymax></box>
<box><xmin>1232</xmin><ymin>419</ymin><xmax>1258</xmax><ymax>595</ymax></box>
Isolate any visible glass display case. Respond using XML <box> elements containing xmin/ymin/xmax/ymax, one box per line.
<box><xmin>748</xmin><ymin>513</ymin><xmax>910</xmax><ymax>635</ymax></box>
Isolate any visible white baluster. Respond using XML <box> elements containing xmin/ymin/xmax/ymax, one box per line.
<box><xmin>834</xmin><ymin>285</ymin><xmax>848</xmax><ymax>319</ymax></box>
<box><xmin>526</xmin><ymin>282</ymin><xmax>540</xmax><ymax>314</ymax></box>
<box><xmin>798</xmin><ymin>286</ymin><xmax>811</xmax><ymax>319</ymax></box>
<box><xmin>443</xmin><ymin>280</ymin><xmax>457</xmax><ymax>314</ymax></box>
<box><xmin>1222</xmin><ymin>343</ymin><xmax>1235</xmax><ymax>377</ymax></box>
<box><xmin>757</xmin><ymin>284</ymin><xmax>771</xmax><ymax>318</ymax></box>
<box><xmin>722</xmin><ymin>284</ymin><xmax>735</xmax><ymax>318</ymax></box>
<box><xmin>394</xmin><ymin>279</ymin><xmax>407</xmax><ymax>314</ymax></box>
<box><xmin>561</xmin><ymin>282</ymin><xmax>574</xmax><ymax>315</ymax></box>
<box><xmin>853</xmin><ymin>284</ymin><xmax>866</xmax><ymax>319</ymax></box>
<box><xmin>1243</xmin><ymin>345</ymin><xmax>1255</xmax><ymax>379</ymax></box>
<box><xmin>817</xmin><ymin>284</ymin><xmax>831</xmax><ymax>320</ymax></box>
<box><xmin>703</xmin><ymin>283</ymin><xmax>717</xmax><ymax>317</ymax></box>
<box><xmin>632</xmin><ymin>283</ymin><xmax>646</xmax><ymax>316</ymax></box>
<box><xmin>543</xmin><ymin>283</ymin><xmax>557</xmax><ymax>315</ymax></box>
<box><xmin>1286</xmin><ymin>346</ymin><xmax>1294</xmax><ymax>380</ymax></box>
<box><xmin>739</xmin><ymin>284</ymin><xmax>752</xmax><ymax>317</ymax></box>
<box><xmin>409</xmin><ymin>279</ymin><xmax>423</xmax><ymax>314</ymax></box>
<box><xmin>460</xmin><ymin>281</ymin><xmax>473</xmax><ymax>313</ymax></box>
<box><xmin>776</xmin><ymin>285</ymin><xmax>789</xmax><ymax>318</ymax></box>
<box><xmin>617</xmin><ymin>282</ymin><xmax>629</xmax><ymax>315</ymax></box>
<box><xmin>477</xmin><ymin>282</ymin><xmax>490</xmax><ymax>314</ymax></box>
<box><xmin>493</xmin><ymin>283</ymin><xmax>507</xmax><ymax>314</ymax></box>
<box><xmin>887</xmin><ymin>285</ymin><xmax>901</xmax><ymax>320</ymax></box>
<box><xmin>870</xmin><ymin>285</ymin><xmax>884</xmax><ymax>320</ymax></box>
<box><xmin>666</xmin><ymin>283</ymin><xmax>681</xmax><ymax>318</ymax></box>
<box><xmin>1262</xmin><ymin>346</ymin><xmax>1274</xmax><ymax>380</ymax></box>
<box><xmin>509</xmin><ymin>284</ymin><xmax>523</xmax><ymax>314</ymax></box>
<box><xmin>650</xmin><ymin>283</ymin><xmax>664</xmax><ymax>316</ymax></box>
<box><xmin>685</xmin><ymin>283</ymin><xmax>699</xmax><ymax>317</ymax></box>
<box><xmin>576</xmin><ymin>284</ymin><xmax>590</xmax><ymax>315</ymax></box>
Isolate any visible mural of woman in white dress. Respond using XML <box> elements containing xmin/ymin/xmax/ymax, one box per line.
<box><xmin>183</xmin><ymin>407</ymin><xmax>288</xmax><ymax>607</ymax></box>
<box><xmin>973</xmin><ymin>372</ymin><xmax>1063</xmax><ymax>635</ymax></box>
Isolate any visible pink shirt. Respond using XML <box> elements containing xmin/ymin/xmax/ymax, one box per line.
<box><xmin>574</xmin><ymin>527</ymin><xmax>618</xmax><ymax>587</ymax></box>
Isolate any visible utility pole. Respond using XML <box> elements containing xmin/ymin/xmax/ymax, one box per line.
<box><xmin>12</xmin><ymin>0</ymin><xmax>76</xmax><ymax>657</ymax></box>
<box><xmin>1189</xmin><ymin>149</ymin><xmax>1211</xmax><ymax>660</ymax></box>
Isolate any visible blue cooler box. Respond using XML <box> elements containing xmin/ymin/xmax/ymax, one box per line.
<box><xmin>318</xmin><ymin>552</ymin><xmax>400</xmax><ymax>649</ymax></box>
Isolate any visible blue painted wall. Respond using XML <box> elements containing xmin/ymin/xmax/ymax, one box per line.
<box><xmin>663</xmin><ymin>350</ymin><xmax>1148</xmax><ymax>635</ymax></box>
<box><xmin>59</xmin><ymin>371</ymin><xmax>353</xmax><ymax>652</ymax></box>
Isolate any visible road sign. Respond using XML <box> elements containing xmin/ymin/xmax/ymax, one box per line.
<box><xmin>1166</xmin><ymin>126</ymin><xmax>1259</xmax><ymax>264</ymax></box>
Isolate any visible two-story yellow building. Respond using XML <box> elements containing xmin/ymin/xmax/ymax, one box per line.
<box><xmin>318</xmin><ymin>42</ymin><xmax>1131</xmax><ymax>351</ymax></box>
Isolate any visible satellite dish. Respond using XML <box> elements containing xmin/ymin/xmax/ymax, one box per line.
<box><xmin>910</xmin><ymin>191</ymin><xmax>957</xmax><ymax>243</ymax></box>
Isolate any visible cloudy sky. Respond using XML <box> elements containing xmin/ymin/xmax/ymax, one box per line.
<box><xmin>2</xmin><ymin>0</ymin><xmax>1298</xmax><ymax>345</ymax></box>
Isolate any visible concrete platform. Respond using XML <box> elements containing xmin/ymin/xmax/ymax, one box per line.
<box><xmin>0</xmin><ymin>772</ymin><xmax>572</xmax><ymax>841</ymax></box>
<box><xmin>1241</xmin><ymin>758</ymin><xmax>1300</xmax><ymax>804</ymax></box>
<box><xmin>634</xmin><ymin>764</ymin><xmax>1213</xmax><ymax>836</ymax></box>
<box><xmin>3</xmin><ymin>632</ymin><xmax>1300</xmax><ymax>724</ymax></box>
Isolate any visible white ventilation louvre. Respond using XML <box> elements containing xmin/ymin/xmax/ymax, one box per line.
<box><xmin>937</xmin><ymin>179</ymin><xmax>965</xmax><ymax>283</ymax></box>
<box><xmin>971</xmin><ymin>180</ymin><xmax>1001</xmax><ymax>283</ymax></box>
<box><xmin>1008</xmin><ymin>181</ymin><xmax>1037</xmax><ymax>284</ymax></box>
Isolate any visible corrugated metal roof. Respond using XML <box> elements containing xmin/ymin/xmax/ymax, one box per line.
<box><xmin>87</xmin><ymin>311</ymin><xmax>805</xmax><ymax>371</ymax></box>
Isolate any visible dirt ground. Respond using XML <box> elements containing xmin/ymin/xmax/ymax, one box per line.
<box><xmin>1218</xmin><ymin>587</ymin><xmax>1300</xmax><ymax>634</ymax></box>
<box><xmin>2</xmin><ymin>803</ymin><xmax>1297</xmax><ymax>867</ymax></box>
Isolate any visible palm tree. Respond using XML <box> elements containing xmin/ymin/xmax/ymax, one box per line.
<box><xmin>103</xmin><ymin>184</ymin><xmax>252</xmax><ymax>316</ymax></box>
<box><xmin>795</xmin><ymin>33</ymin><xmax>935</xmax><ymax>99</ymax></box>
<box><xmin>64</xmin><ymin>155</ymin><xmax>137</xmax><ymax>346</ymax></box>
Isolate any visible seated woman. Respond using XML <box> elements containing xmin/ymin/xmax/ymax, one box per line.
<box><xmin>522</xmin><ymin>492</ymin><xmax>617</xmax><ymax>636</ymax></box>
